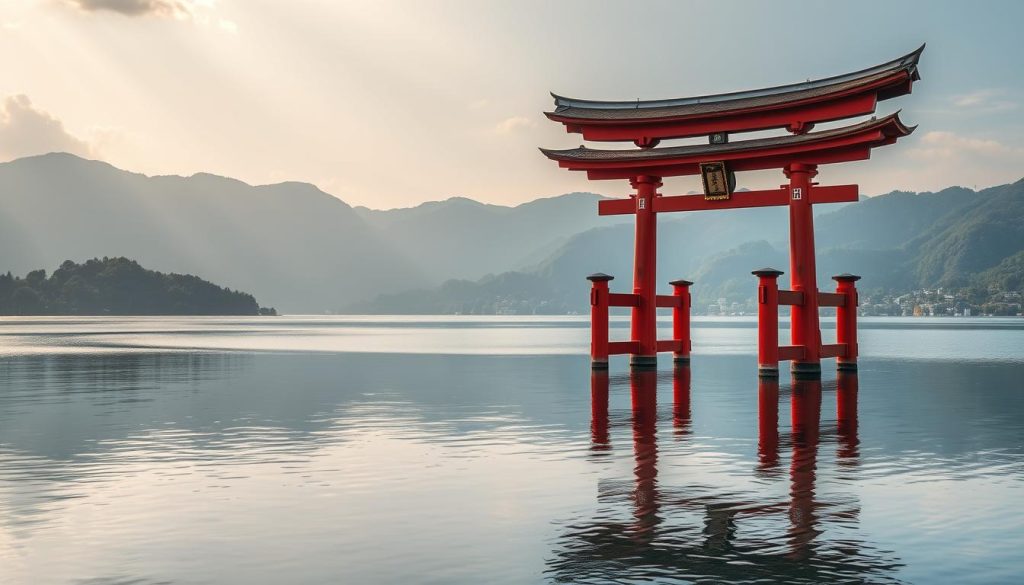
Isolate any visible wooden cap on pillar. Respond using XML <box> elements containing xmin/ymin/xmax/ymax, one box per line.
<box><xmin>832</xmin><ymin>273</ymin><xmax>862</xmax><ymax>282</ymax></box>
<box><xmin>669</xmin><ymin>279</ymin><xmax>693</xmax><ymax>286</ymax></box>
<box><xmin>587</xmin><ymin>273</ymin><xmax>615</xmax><ymax>282</ymax></box>
<box><xmin>751</xmin><ymin>268</ymin><xmax>784</xmax><ymax>278</ymax></box>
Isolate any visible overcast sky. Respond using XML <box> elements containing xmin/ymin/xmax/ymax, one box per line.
<box><xmin>1</xmin><ymin>0</ymin><xmax>1022</xmax><ymax>208</ymax></box>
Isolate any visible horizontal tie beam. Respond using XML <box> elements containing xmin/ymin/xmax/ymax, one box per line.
<box><xmin>778</xmin><ymin>290</ymin><xmax>804</xmax><ymax>306</ymax></box>
<box><xmin>608</xmin><ymin>293</ymin><xmax>639</xmax><ymax>307</ymax></box>
<box><xmin>598</xmin><ymin>198</ymin><xmax>639</xmax><ymax>215</ymax></box>
<box><xmin>820</xmin><ymin>343</ymin><xmax>847</xmax><ymax>358</ymax></box>
<box><xmin>656</xmin><ymin>339</ymin><xmax>683</xmax><ymax>352</ymax></box>
<box><xmin>598</xmin><ymin>184</ymin><xmax>859</xmax><ymax>216</ymax></box>
<box><xmin>656</xmin><ymin>294</ymin><xmax>683</xmax><ymax>308</ymax></box>
<box><xmin>778</xmin><ymin>345</ymin><xmax>806</xmax><ymax>361</ymax></box>
<box><xmin>817</xmin><ymin>292</ymin><xmax>847</xmax><ymax>307</ymax></box>
<box><xmin>608</xmin><ymin>341</ymin><xmax>640</xmax><ymax>355</ymax></box>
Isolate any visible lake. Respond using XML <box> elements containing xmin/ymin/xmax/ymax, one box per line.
<box><xmin>1</xmin><ymin>316</ymin><xmax>1023</xmax><ymax>584</ymax></box>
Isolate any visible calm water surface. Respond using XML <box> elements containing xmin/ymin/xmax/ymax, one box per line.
<box><xmin>1</xmin><ymin>316</ymin><xmax>1023</xmax><ymax>584</ymax></box>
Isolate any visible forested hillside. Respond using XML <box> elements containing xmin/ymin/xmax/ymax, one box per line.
<box><xmin>0</xmin><ymin>258</ymin><xmax>269</xmax><ymax>315</ymax></box>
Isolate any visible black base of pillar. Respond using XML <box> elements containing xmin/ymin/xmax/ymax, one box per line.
<box><xmin>591</xmin><ymin>360</ymin><xmax>609</xmax><ymax>370</ymax></box>
<box><xmin>758</xmin><ymin>365</ymin><xmax>780</xmax><ymax>378</ymax></box>
<box><xmin>630</xmin><ymin>355</ymin><xmax>658</xmax><ymax>369</ymax></box>
<box><xmin>673</xmin><ymin>355</ymin><xmax>690</xmax><ymax>367</ymax></box>
<box><xmin>791</xmin><ymin>361</ymin><xmax>822</xmax><ymax>379</ymax></box>
<box><xmin>837</xmin><ymin>360</ymin><xmax>858</xmax><ymax>372</ymax></box>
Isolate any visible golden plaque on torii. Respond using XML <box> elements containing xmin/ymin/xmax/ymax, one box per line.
<box><xmin>700</xmin><ymin>161</ymin><xmax>732</xmax><ymax>200</ymax></box>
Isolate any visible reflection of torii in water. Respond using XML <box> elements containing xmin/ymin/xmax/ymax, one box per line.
<box><xmin>550</xmin><ymin>368</ymin><xmax>899</xmax><ymax>583</ymax></box>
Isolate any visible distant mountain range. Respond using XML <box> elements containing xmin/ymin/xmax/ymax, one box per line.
<box><xmin>0</xmin><ymin>154</ymin><xmax>632</xmax><ymax>312</ymax></box>
<box><xmin>353</xmin><ymin>181</ymin><xmax>1024</xmax><ymax>314</ymax></box>
<box><xmin>1</xmin><ymin>153</ymin><xmax>1021</xmax><ymax>314</ymax></box>
<box><xmin>354</xmin><ymin>194</ymin><xmax>629</xmax><ymax>281</ymax></box>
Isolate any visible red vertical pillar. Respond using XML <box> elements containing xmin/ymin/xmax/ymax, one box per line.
<box><xmin>630</xmin><ymin>175</ymin><xmax>661</xmax><ymax>369</ymax></box>
<box><xmin>753</xmin><ymin>268</ymin><xmax>783</xmax><ymax>376</ymax></box>
<box><xmin>670</xmin><ymin>279</ymin><xmax>692</xmax><ymax>366</ymax></box>
<box><xmin>833</xmin><ymin>273</ymin><xmax>861</xmax><ymax>372</ymax></box>
<box><xmin>786</xmin><ymin>163</ymin><xmax>822</xmax><ymax>377</ymax></box>
<box><xmin>587</xmin><ymin>273</ymin><xmax>614</xmax><ymax>369</ymax></box>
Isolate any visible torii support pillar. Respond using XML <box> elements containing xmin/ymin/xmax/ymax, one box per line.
<box><xmin>587</xmin><ymin>273</ymin><xmax>614</xmax><ymax>369</ymax></box>
<box><xmin>753</xmin><ymin>268</ymin><xmax>783</xmax><ymax>377</ymax></box>
<box><xmin>786</xmin><ymin>163</ymin><xmax>822</xmax><ymax>377</ymax></box>
<box><xmin>630</xmin><ymin>175</ymin><xmax>661</xmax><ymax>369</ymax></box>
<box><xmin>670</xmin><ymin>279</ymin><xmax>692</xmax><ymax>366</ymax></box>
<box><xmin>833</xmin><ymin>273</ymin><xmax>861</xmax><ymax>372</ymax></box>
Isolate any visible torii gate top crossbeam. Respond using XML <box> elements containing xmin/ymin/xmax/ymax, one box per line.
<box><xmin>546</xmin><ymin>45</ymin><xmax>923</xmax><ymax>142</ymax></box>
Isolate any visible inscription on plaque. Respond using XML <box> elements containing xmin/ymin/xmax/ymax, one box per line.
<box><xmin>700</xmin><ymin>161</ymin><xmax>733</xmax><ymax>201</ymax></box>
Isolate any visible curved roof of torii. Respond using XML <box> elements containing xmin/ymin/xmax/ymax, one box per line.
<box><xmin>540</xmin><ymin>113</ymin><xmax>915</xmax><ymax>180</ymax></box>
<box><xmin>548</xmin><ymin>45</ymin><xmax>923</xmax><ymax>122</ymax></box>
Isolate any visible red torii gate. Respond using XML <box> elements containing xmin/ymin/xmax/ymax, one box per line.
<box><xmin>541</xmin><ymin>46</ymin><xmax>923</xmax><ymax>376</ymax></box>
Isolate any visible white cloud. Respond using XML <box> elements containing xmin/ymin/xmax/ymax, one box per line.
<box><xmin>908</xmin><ymin>131</ymin><xmax>1024</xmax><ymax>160</ymax></box>
<box><xmin>0</xmin><ymin>95</ymin><xmax>94</xmax><ymax>160</ymax></box>
<box><xmin>851</xmin><ymin>130</ymin><xmax>1024</xmax><ymax>193</ymax></box>
<box><xmin>951</xmin><ymin>89</ymin><xmax>1017</xmax><ymax>112</ymax></box>
<box><xmin>494</xmin><ymin>116</ymin><xmax>535</xmax><ymax>134</ymax></box>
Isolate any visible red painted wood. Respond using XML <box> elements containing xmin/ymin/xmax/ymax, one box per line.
<box><xmin>817</xmin><ymin>292</ymin><xmax>846</xmax><ymax>307</ymax></box>
<box><xmin>778</xmin><ymin>345</ymin><xmax>805</xmax><ymax>361</ymax></box>
<box><xmin>756</xmin><ymin>272</ymin><xmax>781</xmax><ymax>370</ymax></box>
<box><xmin>656</xmin><ymin>294</ymin><xmax>682</xmax><ymax>308</ymax></box>
<box><xmin>599</xmin><ymin>184</ymin><xmax>858</xmax><ymax>216</ymax></box>
<box><xmin>655</xmin><ymin>188</ymin><xmax>788</xmax><ymax>212</ymax></box>
<box><xmin>597</xmin><ymin>197</ymin><xmax>637</xmax><ymax>216</ymax></box>
<box><xmin>557</xmin><ymin>123</ymin><xmax>894</xmax><ymax>181</ymax></box>
<box><xmin>819</xmin><ymin>343</ymin><xmax>846</xmax><ymax>358</ymax></box>
<box><xmin>630</xmin><ymin>176</ymin><xmax>660</xmax><ymax>360</ymax></box>
<box><xmin>608</xmin><ymin>293</ymin><xmax>639</xmax><ymax>307</ymax></box>
<box><xmin>608</xmin><ymin>341</ymin><xmax>640</xmax><ymax>355</ymax></box>
<box><xmin>672</xmin><ymin>282</ymin><xmax>691</xmax><ymax>360</ymax></box>
<box><xmin>778</xmin><ymin>290</ymin><xmax>804</xmax><ymax>306</ymax></box>
<box><xmin>656</xmin><ymin>340</ymin><xmax>683</xmax><ymax>352</ymax></box>
<box><xmin>835</xmin><ymin>278</ymin><xmax>860</xmax><ymax>368</ymax></box>
<box><xmin>548</xmin><ymin>54</ymin><xmax>911</xmax><ymax>371</ymax></box>
<box><xmin>787</xmin><ymin>164</ymin><xmax>821</xmax><ymax>368</ymax></box>
<box><xmin>555</xmin><ymin>92</ymin><xmax>882</xmax><ymax>142</ymax></box>
<box><xmin>811</xmin><ymin>184</ymin><xmax>859</xmax><ymax>204</ymax></box>
<box><xmin>583</xmin><ymin>145</ymin><xmax>875</xmax><ymax>181</ymax></box>
<box><xmin>589</xmin><ymin>279</ymin><xmax>610</xmax><ymax>363</ymax></box>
